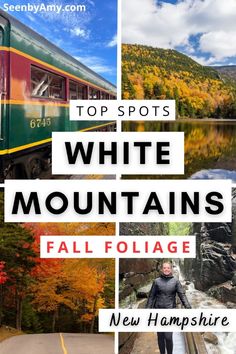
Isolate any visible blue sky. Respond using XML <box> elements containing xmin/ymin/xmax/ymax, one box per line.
<box><xmin>123</xmin><ymin>0</ymin><xmax>236</xmax><ymax>66</ymax></box>
<box><xmin>1</xmin><ymin>0</ymin><xmax>117</xmax><ymax>84</ymax></box>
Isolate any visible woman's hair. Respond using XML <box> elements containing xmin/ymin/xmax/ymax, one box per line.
<box><xmin>161</xmin><ymin>261</ymin><xmax>173</xmax><ymax>269</ymax></box>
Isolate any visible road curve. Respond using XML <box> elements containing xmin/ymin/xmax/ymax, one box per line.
<box><xmin>0</xmin><ymin>333</ymin><xmax>114</xmax><ymax>354</ymax></box>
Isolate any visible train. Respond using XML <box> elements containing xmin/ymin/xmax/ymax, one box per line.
<box><xmin>0</xmin><ymin>9</ymin><xmax>116</xmax><ymax>180</ymax></box>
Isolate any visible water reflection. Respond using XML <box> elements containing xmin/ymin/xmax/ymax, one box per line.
<box><xmin>122</xmin><ymin>121</ymin><xmax>236</xmax><ymax>179</ymax></box>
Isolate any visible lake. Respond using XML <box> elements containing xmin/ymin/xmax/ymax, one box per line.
<box><xmin>122</xmin><ymin>120</ymin><xmax>236</xmax><ymax>180</ymax></box>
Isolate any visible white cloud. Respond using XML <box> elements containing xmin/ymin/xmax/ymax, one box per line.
<box><xmin>87</xmin><ymin>0</ymin><xmax>95</xmax><ymax>6</ymax></box>
<box><xmin>25</xmin><ymin>13</ymin><xmax>36</xmax><ymax>22</ymax></box>
<box><xmin>75</xmin><ymin>55</ymin><xmax>115</xmax><ymax>74</ymax></box>
<box><xmin>34</xmin><ymin>0</ymin><xmax>92</xmax><ymax>30</ymax></box>
<box><xmin>188</xmin><ymin>55</ymin><xmax>218</xmax><ymax>66</ymax></box>
<box><xmin>122</xmin><ymin>0</ymin><xmax>236</xmax><ymax>63</ymax></box>
<box><xmin>70</xmin><ymin>27</ymin><xmax>90</xmax><ymax>39</ymax></box>
<box><xmin>107</xmin><ymin>34</ymin><xmax>117</xmax><ymax>47</ymax></box>
<box><xmin>200</xmin><ymin>31</ymin><xmax>236</xmax><ymax>60</ymax></box>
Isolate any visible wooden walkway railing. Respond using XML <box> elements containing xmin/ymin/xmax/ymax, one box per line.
<box><xmin>184</xmin><ymin>332</ymin><xmax>208</xmax><ymax>354</ymax></box>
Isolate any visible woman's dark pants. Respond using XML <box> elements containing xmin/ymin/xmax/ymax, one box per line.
<box><xmin>157</xmin><ymin>332</ymin><xmax>173</xmax><ymax>354</ymax></box>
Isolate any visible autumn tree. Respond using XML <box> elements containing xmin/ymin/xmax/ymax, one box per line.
<box><xmin>24</xmin><ymin>222</ymin><xmax>115</xmax><ymax>333</ymax></box>
<box><xmin>0</xmin><ymin>193</ymin><xmax>36</xmax><ymax>330</ymax></box>
<box><xmin>0</xmin><ymin>261</ymin><xmax>7</xmax><ymax>326</ymax></box>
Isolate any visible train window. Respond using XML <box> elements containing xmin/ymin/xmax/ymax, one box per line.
<box><xmin>31</xmin><ymin>66</ymin><xmax>65</xmax><ymax>99</ymax></box>
<box><xmin>69</xmin><ymin>80</ymin><xmax>87</xmax><ymax>99</ymax></box>
<box><xmin>100</xmin><ymin>91</ymin><xmax>107</xmax><ymax>99</ymax></box>
<box><xmin>89</xmin><ymin>88</ymin><xmax>100</xmax><ymax>99</ymax></box>
<box><xmin>100</xmin><ymin>92</ymin><xmax>110</xmax><ymax>99</ymax></box>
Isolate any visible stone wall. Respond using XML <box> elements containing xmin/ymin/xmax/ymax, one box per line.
<box><xmin>119</xmin><ymin>222</ymin><xmax>167</xmax><ymax>301</ymax></box>
<box><xmin>120</xmin><ymin>259</ymin><xmax>159</xmax><ymax>301</ymax></box>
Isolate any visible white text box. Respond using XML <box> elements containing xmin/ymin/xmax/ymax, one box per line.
<box><xmin>4</xmin><ymin>180</ymin><xmax>232</xmax><ymax>223</ymax></box>
<box><xmin>70</xmin><ymin>99</ymin><xmax>175</xmax><ymax>121</ymax></box>
<box><xmin>52</xmin><ymin>132</ymin><xmax>184</xmax><ymax>175</ymax></box>
<box><xmin>40</xmin><ymin>235</ymin><xmax>196</xmax><ymax>258</ymax></box>
<box><xmin>99</xmin><ymin>309</ymin><xmax>236</xmax><ymax>332</ymax></box>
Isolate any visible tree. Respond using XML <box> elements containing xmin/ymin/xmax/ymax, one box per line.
<box><xmin>0</xmin><ymin>262</ymin><xmax>7</xmax><ymax>285</ymax></box>
<box><xmin>153</xmin><ymin>83</ymin><xmax>164</xmax><ymax>98</ymax></box>
<box><xmin>25</xmin><ymin>223</ymin><xmax>115</xmax><ymax>333</ymax></box>
<box><xmin>0</xmin><ymin>193</ymin><xmax>36</xmax><ymax>330</ymax></box>
<box><xmin>168</xmin><ymin>223</ymin><xmax>191</xmax><ymax>236</ymax></box>
<box><xmin>0</xmin><ymin>261</ymin><xmax>7</xmax><ymax>326</ymax></box>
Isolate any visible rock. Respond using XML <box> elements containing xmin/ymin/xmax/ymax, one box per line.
<box><xmin>119</xmin><ymin>285</ymin><xmax>134</xmax><ymax>300</ymax></box>
<box><xmin>199</xmin><ymin>242</ymin><xmax>236</xmax><ymax>290</ymax></box>
<box><xmin>183</xmin><ymin>237</ymin><xmax>236</xmax><ymax>291</ymax></box>
<box><xmin>231</xmin><ymin>271</ymin><xmax>236</xmax><ymax>286</ymax></box>
<box><xmin>120</xmin><ymin>260</ymin><xmax>159</xmax><ymax>303</ymax></box>
<box><xmin>124</xmin><ymin>274</ymin><xmax>145</xmax><ymax>287</ymax></box>
<box><xmin>226</xmin><ymin>301</ymin><xmax>235</xmax><ymax>308</ymax></box>
<box><xmin>203</xmin><ymin>332</ymin><xmax>218</xmax><ymax>345</ymax></box>
<box><xmin>182</xmin><ymin>222</ymin><xmax>234</xmax><ymax>290</ymax></box>
<box><xmin>125</xmin><ymin>272</ymin><xmax>135</xmax><ymax>278</ymax></box>
<box><xmin>206</xmin><ymin>224</ymin><xmax>231</xmax><ymax>243</ymax></box>
<box><xmin>207</xmin><ymin>281</ymin><xmax>236</xmax><ymax>304</ymax></box>
<box><xmin>120</xmin><ymin>259</ymin><xmax>158</xmax><ymax>274</ymax></box>
<box><xmin>137</xmin><ymin>284</ymin><xmax>152</xmax><ymax>298</ymax></box>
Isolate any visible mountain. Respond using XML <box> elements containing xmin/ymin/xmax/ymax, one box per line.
<box><xmin>122</xmin><ymin>44</ymin><xmax>236</xmax><ymax>119</ymax></box>
<box><xmin>214</xmin><ymin>66</ymin><xmax>236</xmax><ymax>84</ymax></box>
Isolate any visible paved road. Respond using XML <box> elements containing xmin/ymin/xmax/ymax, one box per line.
<box><xmin>0</xmin><ymin>333</ymin><xmax>114</xmax><ymax>354</ymax></box>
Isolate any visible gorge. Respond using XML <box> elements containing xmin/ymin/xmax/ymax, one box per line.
<box><xmin>119</xmin><ymin>193</ymin><xmax>236</xmax><ymax>353</ymax></box>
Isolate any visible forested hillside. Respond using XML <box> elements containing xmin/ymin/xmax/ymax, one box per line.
<box><xmin>0</xmin><ymin>193</ymin><xmax>115</xmax><ymax>334</ymax></box>
<box><xmin>122</xmin><ymin>44</ymin><xmax>236</xmax><ymax>119</ymax></box>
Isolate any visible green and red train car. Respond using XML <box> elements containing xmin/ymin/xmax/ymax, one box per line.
<box><xmin>0</xmin><ymin>9</ymin><xmax>116</xmax><ymax>179</ymax></box>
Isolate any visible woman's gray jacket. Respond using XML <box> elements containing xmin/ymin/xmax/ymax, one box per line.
<box><xmin>146</xmin><ymin>274</ymin><xmax>191</xmax><ymax>309</ymax></box>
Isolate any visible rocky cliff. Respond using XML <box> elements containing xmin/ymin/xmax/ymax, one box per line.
<box><xmin>182</xmin><ymin>194</ymin><xmax>236</xmax><ymax>300</ymax></box>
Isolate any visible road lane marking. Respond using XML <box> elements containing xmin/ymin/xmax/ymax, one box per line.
<box><xmin>60</xmin><ymin>333</ymin><xmax>68</xmax><ymax>354</ymax></box>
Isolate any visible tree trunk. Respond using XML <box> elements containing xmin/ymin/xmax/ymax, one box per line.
<box><xmin>90</xmin><ymin>296</ymin><xmax>98</xmax><ymax>333</ymax></box>
<box><xmin>52</xmin><ymin>309</ymin><xmax>58</xmax><ymax>332</ymax></box>
<box><xmin>16</xmin><ymin>293</ymin><xmax>22</xmax><ymax>330</ymax></box>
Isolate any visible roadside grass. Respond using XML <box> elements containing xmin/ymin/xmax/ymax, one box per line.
<box><xmin>0</xmin><ymin>325</ymin><xmax>23</xmax><ymax>342</ymax></box>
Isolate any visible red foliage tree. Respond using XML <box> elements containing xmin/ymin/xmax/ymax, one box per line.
<box><xmin>0</xmin><ymin>261</ymin><xmax>7</xmax><ymax>284</ymax></box>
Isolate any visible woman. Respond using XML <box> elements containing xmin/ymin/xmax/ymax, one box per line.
<box><xmin>146</xmin><ymin>261</ymin><xmax>191</xmax><ymax>354</ymax></box>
